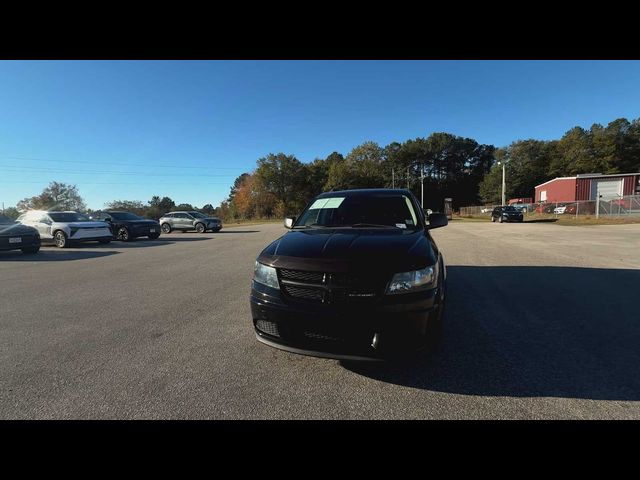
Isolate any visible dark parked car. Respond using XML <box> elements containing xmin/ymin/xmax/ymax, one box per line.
<box><xmin>92</xmin><ymin>211</ymin><xmax>161</xmax><ymax>241</ymax></box>
<box><xmin>0</xmin><ymin>214</ymin><xmax>41</xmax><ymax>254</ymax></box>
<box><xmin>250</xmin><ymin>188</ymin><xmax>448</xmax><ymax>361</ymax></box>
<box><xmin>159</xmin><ymin>211</ymin><xmax>222</xmax><ymax>234</ymax></box>
<box><xmin>491</xmin><ymin>205</ymin><xmax>523</xmax><ymax>223</ymax></box>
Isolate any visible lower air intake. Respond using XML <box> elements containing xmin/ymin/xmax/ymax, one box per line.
<box><xmin>256</xmin><ymin>319</ymin><xmax>280</xmax><ymax>338</ymax></box>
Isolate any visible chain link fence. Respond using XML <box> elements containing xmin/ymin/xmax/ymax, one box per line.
<box><xmin>459</xmin><ymin>195</ymin><xmax>640</xmax><ymax>218</ymax></box>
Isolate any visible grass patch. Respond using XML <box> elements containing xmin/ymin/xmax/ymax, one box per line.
<box><xmin>223</xmin><ymin>219</ymin><xmax>282</xmax><ymax>228</ymax></box>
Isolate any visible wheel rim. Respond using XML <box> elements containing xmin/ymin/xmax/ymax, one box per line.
<box><xmin>162</xmin><ymin>224</ymin><xmax>170</xmax><ymax>233</ymax></box>
<box><xmin>118</xmin><ymin>228</ymin><xmax>129</xmax><ymax>241</ymax></box>
<box><xmin>55</xmin><ymin>232</ymin><xmax>65</xmax><ymax>247</ymax></box>
<box><xmin>196</xmin><ymin>224</ymin><xmax>204</xmax><ymax>233</ymax></box>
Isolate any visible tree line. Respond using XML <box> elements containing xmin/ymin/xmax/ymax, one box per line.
<box><xmin>2</xmin><ymin>182</ymin><xmax>216</xmax><ymax>220</ymax></box>
<box><xmin>3</xmin><ymin>117</ymin><xmax>639</xmax><ymax>221</ymax></box>
<box><xmin>220</xmin><ymin>133</ymin><xmax>496</xmax><ymax>220</ymax></box>
<box><xmin>222</xmin><ymin>117</ymin><xmax>640</xmax><ymax>219</ymax></box>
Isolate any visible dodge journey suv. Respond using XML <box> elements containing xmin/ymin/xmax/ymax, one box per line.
<box><xmin>250</xmin><ymin>188</ymin><xmax>448</xmax><ymax>361</ymax></box>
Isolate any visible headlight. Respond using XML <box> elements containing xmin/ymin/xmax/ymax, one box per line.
<box><xmin>386</xmin><ymin>262</ymin><xmax>438</xmax><ymax>295</ymax></box>
<box><xmin>253</xmin><ymin>261</ymin><xmax>280</xmax><ymax>290</ymax></box>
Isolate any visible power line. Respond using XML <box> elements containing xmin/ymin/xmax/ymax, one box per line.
<box><xmin>0</xmin><ymin>165</ymin><xmax>238</xmax><ymax>177</ymax></box>
<box><xmin>0</xmin><ymin>155</ymin><xmax>250</xmax><ymax>171</ymax></box>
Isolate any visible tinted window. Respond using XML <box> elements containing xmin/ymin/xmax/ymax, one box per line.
<box><xmin>296</xmin><ymin>194</ymin><xmax>420</xmax><ymax>229</ymax></box>
<box><xmin>190</xmin><ymin>212</ymin><xmax>207</xmax><ymax>218</ymax></box>
<box><xmin>504</xmin><ymin>206</ymin><xmax>517</xmax><ymax>212</ymax></box>
<box><xmin>110</xmin><ymin>212</ymin><xmax>143</xmax><ymax>221</ymax></box>
<box><xmin>48</xmin><ymin>212</ymin><xmax>90</xmax><ymax>222</ymax></box>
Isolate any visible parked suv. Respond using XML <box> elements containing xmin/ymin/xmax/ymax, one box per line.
<box><xmin>17</xmin><ymin>210</ymin><xmax>113</xmax><ymax>248</ymax></box>
<box><xmin>92</xmin><ymin>211</ymin><xmax>161</xmax><ymax>241</ymax></box>
<box><xmin>250</xmin><ymin>188</ymin><xmax>448</xmax><ymax>361</ymax></box>
<box><xmin>159</xmin><ymin>211</ymin><xmax>222</xmax><ymax>233</ymax></box>
<box><xmin>0</xmin><ymin>214</ymin><xmax>41</xmax><ymax>254</ymax></box>
<box><xmin>491</xmin><ymin>205</ymin><xmax>523</xmax><ymax>223</ymax></box>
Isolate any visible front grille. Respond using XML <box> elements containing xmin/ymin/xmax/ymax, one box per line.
<box><xmin>278</xmin><ymin>268</ymin><xmax>387</xmax><ymax>304</ymax></box>
<box><xmin>282</xmin><ymin>285</ymin><xmax>324</xmax><ymax>302</ymax></box>
<box><xmin>279</xmin><ymin>269</ymin><xmax>324</xmax><ymax>283</ymax></box>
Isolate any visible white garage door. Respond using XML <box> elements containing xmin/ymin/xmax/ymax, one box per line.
<box><xmin>591</xmin><ymin>179</ymin><xmax>623</xmax><ymax>200</ymax></box>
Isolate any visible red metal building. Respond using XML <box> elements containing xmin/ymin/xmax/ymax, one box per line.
<box><xmin>535</xmin><ymin>173</ymin><xmax>640</xmax><ymax>203</ymax></box>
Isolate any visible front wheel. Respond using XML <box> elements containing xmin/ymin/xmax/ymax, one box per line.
<box><xmin>21</xmin><ymin>245</ymin><xmax>40</xmax><ymax>254</ymax></box>
<box><xmin>498</xmin><ymin>216</ymin><xmax>504</xmax><ymax>223</ymax></box>
<box><xmin>195</xmin><ymin>223</ymin><xmax>206</xmax><ymax>233</ymax></box>
<box><xmin>116</xmin><ymin>227</ymin><xmax>131</xmax><ymax>241</ymax></box>
<box><xmin>491</xmin><ymin>216</ymin><xmax>496</xmax><ymax>222</ymax></box>
<box><xmin>54</xmin><ymin>231</ymin><xmax>68</xmax><ymax>248</ymax></box>
<box><xmin>161</xmin><ymin>223</ymin><xmax>172</xmax><ymax>234</ymax></box>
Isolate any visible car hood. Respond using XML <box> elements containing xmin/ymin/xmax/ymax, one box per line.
<box><xmin>0</xmin><ymin>223</ymin><xmax>38</xmax><ymax>236</ymax></box>
<box><xmin>258</xmin><ymin>228</ymin><xmax>435</xmax><ymax>273</ymax></box>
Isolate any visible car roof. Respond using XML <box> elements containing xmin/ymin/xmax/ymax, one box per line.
<box><xmin>316</xmin><ymin>188</ymin><xmax>413</xmax><ymax>198</ymax></box>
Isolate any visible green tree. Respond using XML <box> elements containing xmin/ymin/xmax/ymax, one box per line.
<box><xmin>17</xmin><ymin>181</ymin><xmax>86</xmax><ymax>212</ymax></box>
<box><xmin>2</xmin><ymin>206</ymin><xmax>20</xmax><ymax>219</ymax></box>
<box><xmin>325</xmin><ymin>142</ymin><xmax>385</xmax><ymax>191</ymax></box>
<box><xmin>254</xmin><ymin>153</ymin><xmax>308</xmax><ymax>214</ymax></box>
<box><xmin>105</xmin><ymin>200</ymin><xmax>146</xmax><ymax>216</ymax></box>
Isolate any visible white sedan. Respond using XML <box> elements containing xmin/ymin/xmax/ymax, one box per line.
<box><xmin>553</xmin><ymin>206</ymin><xmax>567</xmax><ymax>214</ymax></box>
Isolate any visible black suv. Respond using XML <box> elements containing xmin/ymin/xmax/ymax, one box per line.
<box><xmin>491</xmin><ymin>205</ymin><xmax>523</xmax><ymax>223</ymax></box>
<box><xmin>250</xmin><ymin>188</ymin><xmax>448</xmax><ymax>361</ymax></box>
<box><xmin>92</xmin><ymin>211</ymin><xmax>161</xmax><ymax>241</ymax></box>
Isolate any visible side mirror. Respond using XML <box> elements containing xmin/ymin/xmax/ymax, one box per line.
<box><xmin>427</xmin><ymin>213</ymin><xmax>448</xmax><ymax>229</ymax></box>
<box><xmin>284</xmin><ymin>216</ymin><xmax>296</xmax><ymax>229</ymax></box>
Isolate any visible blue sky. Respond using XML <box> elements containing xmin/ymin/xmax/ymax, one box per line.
<box><xmin>1</xmin><ymin>60</ymin><xmax>639</xmax><ymax>210</ymax></box>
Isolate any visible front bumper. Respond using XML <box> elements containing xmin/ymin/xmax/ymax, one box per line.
<box><xmin>250</xmin><ymin>281</ymin><xmax>442</xmax><ymax>361</ymax></box>
<box><xmin>0</xmin><ymin>235</ymin><xmax>40</xmax><ymax>251</ymax></box>
<box><xmin>68</xmin><ymin>235</ymin><xmax>113</xmax><ymax>243</ymax></box>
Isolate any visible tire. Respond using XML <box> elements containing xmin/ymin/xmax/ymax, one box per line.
<box><xmin>98</xmin><ymin>239</ymin><xmax>111</xmax><ymax>244</ymax></box>
<box><xmin>195</xmin><ymin>223</ymin><xmax>206</xmax><ymax>233</ymax></box>
<box><xmin>116</xmin><ymin>227</ymin><xmax>131</xmax><ymax>242</ymax></box>
<box><xmin>21</xmin><ymin>245</ymin><xmax>40</xmax><ymax>254</ymax></box>
<box><xmin>491</xmin><ymin>216</ymin><xmax>496</xmax><ymax>222</ymax></box>
<box><xmin>148</xmin><ymin>233</ymin><xmax>160</xmax><ymax>240</ymax></box>
<box><xmin>54</xmin><ymin>230</ymin><xmax>68</xmax><ymax>248</ymax></box>
<box><xmin>498</xmin><ymin>216</ymin><xmax>504</xmax><ymax>223</ymax></box>
<box><xmin>161</xmin><ymin>223</ymin><xmax>172</xmax><ymax>234</ymax></box>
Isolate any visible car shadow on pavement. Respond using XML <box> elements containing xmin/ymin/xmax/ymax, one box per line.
<box><xmin>0</xmin><ymin>250</ymin><xmax>120</xmax><ymax>261</ymax></box>
<box><xmin>90</xmin><ymin>238</ymin><xmax>212</xmax><ymax>248</ymax></box>
<box><xmin>343</xmin><ymin>265</ymin><xmax>640</xmax><ymax>401</ymax></box>
<box><xmin>214</xmin><ymin>230</ymin><xmax>260</xmax><ymax>234</ymax></box>
<box><xmin>524</xmin><ymin>218</ymin><xmax>558</xmax><ymax>223</ymax></box>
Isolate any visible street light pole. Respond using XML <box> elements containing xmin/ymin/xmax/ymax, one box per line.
<box><xmin>498</xmin><ymin>161</ymin><xmax>506</xmax><ymax>206</ymax></box>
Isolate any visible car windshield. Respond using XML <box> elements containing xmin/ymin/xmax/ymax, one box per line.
<box><xmin>48</xmin><ymin>212</ymin><xmax>91</xmax><ymax>222</ymax></box>
<box><xmin>110</xmin><ymin>212</ymin><xmax>143</xmax><ymax>221</ymax></box>
<box><xmin>0</xmin><ymin>214</ymin><xmax>14</xmax><ymax>224</ymax></box>
<box><xmin>504</xmin><ymin>206</ymin><xmax>517</xmax><ymax>211</ymax></box>
<box><xmin>295</xmin><ymin>194</ymin><xmax>420</xmax><ymax>229</ymax></box>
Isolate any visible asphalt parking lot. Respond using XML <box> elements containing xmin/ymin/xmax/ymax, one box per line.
<box><xmin>1</xmin><ymin>221</ymin><xmax>639</xmax><ymax>419</ymax></box>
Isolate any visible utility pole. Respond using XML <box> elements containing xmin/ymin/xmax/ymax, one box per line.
<box><xmin>420</xmin><ymin>164</ymin><xmax>425</xmax><ymax>207</ymax></box>
<box><xmin>498</xmin><ymin>161</ymin><xmax>506</xmax><ymax>206</ymax></box>
<box><xmin>502</xmin><ymin>162</ymin><xmax>506</xmax><ymax>206</ymax></box>
<box><xmin>392</xmin><ymin>168</ymin><xmax>395</xmax><ymax>189</ymax></box>
<box><xmin>406</xmin><ymin>167</ymin><xmax>409</xmax><ymax>189</ymax></box>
